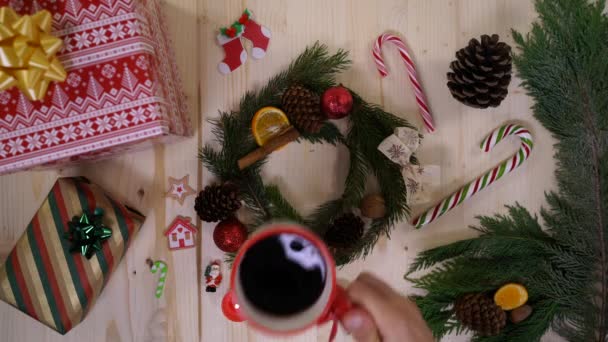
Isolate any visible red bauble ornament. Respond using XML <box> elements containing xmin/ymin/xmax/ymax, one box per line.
<box><xmin>322</xmin><ymin>85</ymin><xmax>353</xmax><ymax>119</ymax></box>
<box><xmin>213</xmin><ymin>217</ymin><xmax>248</xmax><ymax>253</ymax></box>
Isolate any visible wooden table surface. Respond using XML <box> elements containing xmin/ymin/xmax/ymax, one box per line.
<box><xmin>0</xmin><ymin>1</ymin><xmax>563</xmax><ymax>341</ymax></box>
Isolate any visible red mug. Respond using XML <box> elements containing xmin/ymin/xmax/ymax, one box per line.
<box><xmin>222</xmin><ymin>222</ymin><xmax>352</xmax><ymax>338</ymax></box>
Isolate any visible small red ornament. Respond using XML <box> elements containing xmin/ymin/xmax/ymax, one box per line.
<box><xmin>213</xmin><ymin>217</ymin><xmax>248</xmax><ymax>253</ymax></box>
<box><xmin>322</xmin><ymin>85</ymin><xmax>354</xmax><ymax>119</ymax></box>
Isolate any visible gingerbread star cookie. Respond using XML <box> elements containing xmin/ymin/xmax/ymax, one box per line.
<box><xmin>165</xmin><ymin>175</ymin><xmax>196</xmax><ymax>205</ymax></box>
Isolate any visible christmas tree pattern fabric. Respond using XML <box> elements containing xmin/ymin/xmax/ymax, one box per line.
<box><xmin>0</xmin><ymin>0</ymin><xmax>191</xmax><ymax>174</ymax></box>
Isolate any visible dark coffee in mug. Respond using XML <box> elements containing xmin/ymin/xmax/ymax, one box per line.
<box><xmin>224</xmin><ymin>223</ymin><xmax>351</xmax><ymax>334</ymax></box>
<box><xmin>239</xmin><ymin>233</ymin><xmax>327</xmax><ymax>316</ymax></box>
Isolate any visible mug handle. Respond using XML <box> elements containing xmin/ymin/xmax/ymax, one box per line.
<box><xmin>222</xmin><ymin>289</ymin><xmax>246</xmax><ymax>322</ymax></box>
<box><xmin>319</xmin><ymin>285</ymin><xmax>353</xmax><ymax>342</ymax></box>
<box><xmin>331</xmin><ymin>285</ymin><xmax>353</xmax><ymax>319</ymax></box>
<box><xmin>318</xmin><ymin>285</ymin><xmax>353</xmax><ymax>324</ymax></box>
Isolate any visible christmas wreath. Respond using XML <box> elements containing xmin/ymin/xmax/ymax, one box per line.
<box><xmin>198</xmin><ymin>43</ymin><xmax>415</xmax><ymax>265</ymax></box>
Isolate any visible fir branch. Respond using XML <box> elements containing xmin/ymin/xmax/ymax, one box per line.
<box><xmin>265</xmin><ymin>185</ymin><xmax>306</xmax><ymax>224</ymax></box>
<box><xmin>414</xmin><ymin>296</ymin><xmax>465</xmax><ymax>339</ymax></box>
<box><xmin>308</xmin><ymin>199</ymin><xmax>346</xmax><ymax>235</ymax></box>
<box><xmin>580</xmin><ymin>76</ymin><xmax>607</xmax><ymax>342</ymax></box>
<box><xmin>411</xmin><ymin>2</ymin><xmax>608</xmax><ymax>340</ymax></box>
<box><xmin>199</xmin><ymin>145</ymin><xmax>227</xmax><ymax>180</ymax></box>
<box><xmin>512</xmin><ymin>0</ymin><xmax>608</xmax><ymax>339</ymax></box>
<box><xmin>299</xmin><ymin>122</ymin><xmax>344</xmax><ymax>145</ymax></box>
<box><xmin>234</xmin><ymin>168</ymin><xmax>272</xmax><ymax>226</ymax></box>
<box><xmin>224</xmin><ymin>253</ymin><xmax>235</xmax><ymax>265</ymax></box>
<box><xmin>341</xmin><ymin>99</ymin><xmax>371</xmax><ymax>207</ymax></box>
<box><xmin>346</xmin><ymin>217</ymin><xmax>393</xmax><ymax>264</ymax></box>
<box><xmin>408</xmin><ymin>205</ymin><xmax>555</xmax><ymax>274</ymax></box>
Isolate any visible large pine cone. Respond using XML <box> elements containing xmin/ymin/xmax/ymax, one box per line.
<box><xmin>325</xmin><ymin>213</ymin><xmax>364</xmax><ymax>249</ymax></box>
<box><xmin>282</xmin><ymin>84</ymin><xmax>326</xmax><ymax>134</ymax></box>
<box><xmin>194</xmin><ymin>183</ymin><xmax>241</xmax><ymax>222</ymax></box>
<box><xmin>454</xmin><ymin>293</ymin><xmax>507</xmax><ymax>336</ymax></box>
<box><xmin>447</xmin><ymin>34</ymin><xmax>512</xmax><ymax>109</ymax></box>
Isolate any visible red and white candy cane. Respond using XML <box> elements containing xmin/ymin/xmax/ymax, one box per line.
<box><xmin>372</xmin><ymin>33</ymin><xmax>436</xmax><ymax>133</ymax></box>
<box><xmin>412</xmin><ymin>124</ymin><xmax>533</xmax><ymax>228</ymax></box>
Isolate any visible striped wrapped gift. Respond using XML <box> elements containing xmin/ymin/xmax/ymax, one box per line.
<box><xmin>0</xmin><ymin>177</ymin><xmax>145</xmax><ymax>334</ymax></box>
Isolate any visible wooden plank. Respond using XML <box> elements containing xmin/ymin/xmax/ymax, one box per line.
<box><xmin>0</xmin><ymin>0</ymin><xmax>200</xmax><ymax>340</ymax></box>
<box><xmin>0</xmin><ymin>0</ymin><xmax>566</xmax><ymax>341</ymax></box>
<box><xmin>199</xmin><ymin>1</ymin><xmax>557</xmax><ymax>342</ymax></box>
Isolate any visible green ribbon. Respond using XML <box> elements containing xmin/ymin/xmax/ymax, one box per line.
<box><xmin>64</xmin><ymin>208</ymin><xmax>112</xmax><ymax>259</ymax></box>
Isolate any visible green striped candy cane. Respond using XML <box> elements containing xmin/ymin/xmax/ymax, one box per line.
<box><xmin>148</xmin><ymin>259</ymin><xmax>168</xmax><ymax>298</ymax></box>
<box><xmin>412</xmin><ymin>123</ymin><xmax>533</xmax><ymax>228</ymax></box>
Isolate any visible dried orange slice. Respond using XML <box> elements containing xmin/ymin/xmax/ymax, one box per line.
<box><xmin>251</xmin><ymin>106</ymin><xmax>291</xmax><ymax>146</ymax></box>
<box><xmin>494</xmin><ymin>283</ymin><xmax>528</xmax><ymax>311</ymax></box>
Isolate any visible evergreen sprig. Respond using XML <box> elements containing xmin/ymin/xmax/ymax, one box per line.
<box><xmin>408</xmin><ymin>0</ymin><xmax>608</xmax><ymax>341</ymax></box>
<box><xmin>200</xmin><ymin>43</ymin><xmax>414</xmax><ymax>266</ymax></box>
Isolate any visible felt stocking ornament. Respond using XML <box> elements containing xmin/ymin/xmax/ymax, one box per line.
<box><xmin>217</xmin><ymin>9</ymin><xmax>271</xmax><ymax>74</ymax></box>
<box><xmin>242</xmin><ymin>17</ymin><xmax>271</xmax><ymax>59</ymax></box>
<box><xmin>217</xmin><ymin>34</ymin><xmax>247</xmax><ymax>75</ymax></box>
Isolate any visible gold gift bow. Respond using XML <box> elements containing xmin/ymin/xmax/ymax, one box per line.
<box><xmin>0</xmin><ymin>7</ymin><xmax>66</xmax><ymax>101</ymax></box>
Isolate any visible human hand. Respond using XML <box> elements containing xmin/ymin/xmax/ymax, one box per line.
<box><xmin>340</xmin><ymin>272</ymin><xmax>433</xmax><ymax>342</ymax></box>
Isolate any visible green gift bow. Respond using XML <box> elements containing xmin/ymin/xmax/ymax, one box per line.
<box><xmin>64</xmin><ymin>208</ymin><xmax>112</xmax><ymax>259</ymax></box>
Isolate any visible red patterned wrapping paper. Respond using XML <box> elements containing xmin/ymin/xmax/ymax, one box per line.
<box><xmin>0</xmin><ymin>0</ymin><xmax>191</xmax><ymax>174</ymax></box>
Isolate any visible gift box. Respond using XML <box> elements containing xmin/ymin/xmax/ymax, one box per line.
<box><xmin>0</xmin><ymin>177</ymin><xmax>145</xmax><ymax>334</ymax></box>
<box><xmin>0</xmin><ymin>0</ymin><xmax>191</xmax><ymax>174</ymax></box>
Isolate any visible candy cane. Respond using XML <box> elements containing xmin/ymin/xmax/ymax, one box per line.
<box><xmin>372</xmin><ymin>33</ymin><xmax>436</xmax><ymax>133</ymax></box>
<box><xmin>412</xmin><ymin>124</ymin><xmax>533</xmax><ymax>228</ymax></box>
<box><xmin>148</xmin><ymin>259</ymin><xmax>168</xmax><ymax>298</ymax></box>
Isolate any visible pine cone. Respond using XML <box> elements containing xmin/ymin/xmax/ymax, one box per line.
<box><xmin>447</xmin><ymin>34</ymin><xmax>512</xmax><ymax>109</ymax></box>
<box><xmin>282</xmin><ymin>84</ymin><xmax>326</xmax><ymax>134</ymax></box>
<box><xmin>455</xmin><ymin>293</ymin><xmax>507</xmax><ymax>336</ymax></box>
<box><xmin>194</xmin><ymin>183</ymin><xmax>241</xmax><ymax>222</ymax></box>
<box><xmin>325</xmin><ymin>213</ymin><xmax>364</xmax><ymax>249</ymax></box>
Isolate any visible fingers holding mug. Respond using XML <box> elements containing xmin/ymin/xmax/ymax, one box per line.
<box><xmin>341</xmin><ymin>307</ymin><xmax>381</xmax><ymax>342</ymax></box>
<box><xmin>342</xmin><ymin>272</ymin><xmax>433</xmax><ymax>342</ymax></box>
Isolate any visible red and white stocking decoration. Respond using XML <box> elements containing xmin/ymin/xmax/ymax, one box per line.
<box><xmin>242</xmin><ymin>18</ymin><xmax>271</xmax><ymax>59</ymax></box>
<box><xmin>217</xmin><ymin>35</ymin><xmax>248</xmax><ymax>75</ymax></box>
<box><xmin>217</xmin><ymin>9</ymin><xmax>271</xmax><ymax>75</ymax></box>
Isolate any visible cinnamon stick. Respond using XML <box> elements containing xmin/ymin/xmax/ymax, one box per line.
<box><xmin>238</xmin><ymin>127</ymin><xmax>301</xmax><ymax>170</ymax></box>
